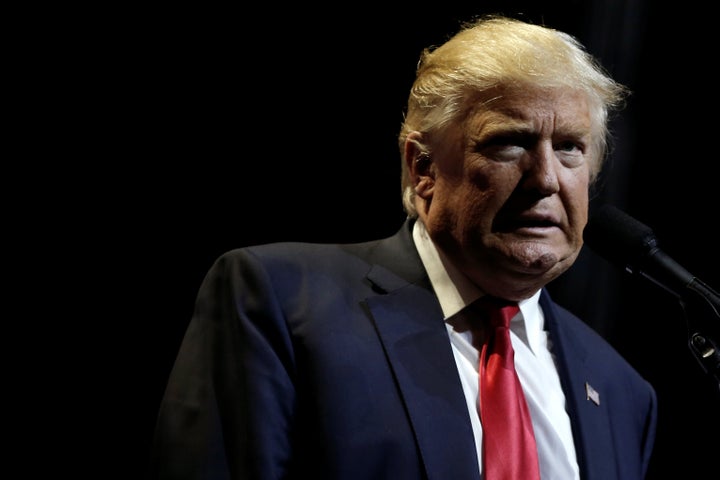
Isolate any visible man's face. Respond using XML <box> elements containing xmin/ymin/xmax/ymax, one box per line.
<box><xmin>413</xmin><ymin>87</ymin><xmax>594</xmax><ymax>300</ymax></box>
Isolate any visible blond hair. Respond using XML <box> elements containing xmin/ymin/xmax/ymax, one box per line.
<box><xmin>399</xmin><ymin>15</ymin><xmax>629</xmax><ymax>217</ymax></box>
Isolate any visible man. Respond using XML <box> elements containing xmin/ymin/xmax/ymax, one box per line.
<box><xmin>152</xmin><ymin>15</ymin><xmax>657</xmax><ymax>479</ymax></box>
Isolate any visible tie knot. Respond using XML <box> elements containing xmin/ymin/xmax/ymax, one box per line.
<box><xmin>473</xmin><ymin>295</ymin><xmax>519</xmax><ymax>329</ymax></box>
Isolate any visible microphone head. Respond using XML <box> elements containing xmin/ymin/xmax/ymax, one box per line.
<box><xmin>583</xmin><ymin>204</ymin><xmax>658</xmax><ymax>272</ymax></box>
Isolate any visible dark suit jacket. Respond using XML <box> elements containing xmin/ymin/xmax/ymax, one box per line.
<box><xmin>152</xmin><ymin>218</ymin><xmax>657</xmax><ymax>480</ymax></box>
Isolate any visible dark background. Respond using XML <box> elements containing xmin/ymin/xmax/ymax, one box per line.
<box><xmin>51</xmin><ymin>1</ymin><xmax>718</xmax><ymax>478</ymax></box>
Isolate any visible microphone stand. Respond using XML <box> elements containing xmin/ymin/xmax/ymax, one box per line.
<box><xmin>680</xmin><ymin>279</ymin><xmax>720</xmax><ymax>392</ymax></box>
<box><xmin>633</xmin><ymin>249</ymin><xmax>720</xmax><ymax>393</ymax></box>
<box><xmin>649</xmin><ymin>275</ymin><xmax>720</xmax><ymax>393</ymax></box>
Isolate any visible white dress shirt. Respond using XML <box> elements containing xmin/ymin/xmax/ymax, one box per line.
<box><xmin>412</xmin><ymin>220</ymin><xmax>580</xmax><ymax>480</ymax></box>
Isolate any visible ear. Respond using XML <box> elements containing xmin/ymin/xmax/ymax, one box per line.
<box><xmin>404</xmin><ymin>132</ymin><xmax>435</xmax><ymax>199</ymax></box>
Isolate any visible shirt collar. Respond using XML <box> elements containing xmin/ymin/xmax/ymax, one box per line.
<box><xmin>412</xmin><ymin>219</ymin><xmax>545</xmax><ymax>351</ymax></box>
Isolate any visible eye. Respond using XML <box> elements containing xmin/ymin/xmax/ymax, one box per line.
<box><xmin>554</xmin><ymin>140</ymin><xmax>585</xmax><ymax>167</ymax></box>
<box><xmin>555</xmin><ymin>140</ymin><xmax>580</xmax><ymax>153</ymax></box>
<box><xmin>477</xmin><ymin>134</ymin><xmax>533</xmax><ymax>162</ymax></box>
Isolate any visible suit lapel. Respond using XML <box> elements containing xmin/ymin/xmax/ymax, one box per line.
<box><xmin>362</xmin><ymin>221</ymin><xmax>621</xmax><ymax>479</ymax></box>
<box><xmin>541</xmin><ymin>291</ymin><xmax>617</xmax><ymax>480</ymax></box>
<box><xmin>366</xmin><ymin>266</ymin><xmax>480</xmax><ymax>480</ymax></box>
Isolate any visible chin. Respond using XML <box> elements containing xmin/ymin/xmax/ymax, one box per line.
<box><xmin>501</xmin><ymin>242</ymin><xmax>559</xmax><ymax>270</ymax></box>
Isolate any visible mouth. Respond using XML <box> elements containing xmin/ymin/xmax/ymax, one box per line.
<box><xmin>494</xmin><ymin>214</ymin><xmax>561</xmax><ymax>234</ymax></box>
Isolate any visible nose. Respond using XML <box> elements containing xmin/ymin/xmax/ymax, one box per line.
<box><xmin>521</xmin><ymin>145</ymin><xmax>560</xmax><ymax>196</ymax></box>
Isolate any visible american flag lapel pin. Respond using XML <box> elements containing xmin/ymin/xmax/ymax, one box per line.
<box><xmin>585</xmin><ymin>382</ymin><xmax>600</xmax><ymax>406</ymax></box>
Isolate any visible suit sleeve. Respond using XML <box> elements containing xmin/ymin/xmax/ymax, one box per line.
<box><xmin>150</xmin><ymin>249</ymin><xmax>297</xmax><ymax>480</ymax></box>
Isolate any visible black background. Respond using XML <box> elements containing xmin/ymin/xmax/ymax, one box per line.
<box><xmin>44</xmin><ymin>1</ymin><xmax>718</xmax><ymax>478</ymax></box>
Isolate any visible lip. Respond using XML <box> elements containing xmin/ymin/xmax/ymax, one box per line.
<box><xmin>509</xmin><ymin>224</ymin><xmax>562</xmax><ymax>236</ymax></box>
<box><xmin>494</xmin><ymin>213</ymin><xmax>562</xmax><ymax>233</ymax></box>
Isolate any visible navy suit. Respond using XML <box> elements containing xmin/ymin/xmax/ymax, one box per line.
<box><xmin>152</xmin><ymin>218</ymin><xmax>657</xmax><ymax>479</ymax></box>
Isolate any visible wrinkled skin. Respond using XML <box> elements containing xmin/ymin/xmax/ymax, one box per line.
<box><xmin>406</xmin><ymin>87</ymin><xmax>594</xmax><ymax>301</ymax></box>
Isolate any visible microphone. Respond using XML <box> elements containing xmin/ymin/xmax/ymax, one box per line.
<box><xmin>583</xmin><ymin>204</ymin><xmax>720</xmax><ymax>312</ymax></box>
<box><xmin>584</xmin><ymin>204</ymin><xmax>720</xmax><ymax>387</ymax></box>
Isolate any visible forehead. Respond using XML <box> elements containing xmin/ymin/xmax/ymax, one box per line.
<box><xmin>468</xmin><ymin>87</ymin><xmax>592</xmax><ymax>132</ymax></box>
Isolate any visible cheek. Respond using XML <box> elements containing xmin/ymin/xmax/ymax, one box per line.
<box><xmin>433</xmin><ymin>162</ymin><xmax>517</xmax><ymax>220</ymax></box>
<box><xmin>466</xmin><ymin>167</ymin><xmax>520</xmax><ymax>209</ymax></box>
<box><xmin>448</xmin><ymin>174</ymin><xmax>501</xmax><ymax>213</ymax></box>
<box><xmin>562</xmin><ymin>178</ymin><xmax>590</xmax><ymax>237</ymax></box>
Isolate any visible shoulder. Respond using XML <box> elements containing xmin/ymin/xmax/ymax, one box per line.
<box><xmin>211</xmin><ymin>218</ymin><xmax>421</xmax><ymax>281</ymax></box>
<box><xmin>215</xmin><ymin>240</ymin><xmax>380</xmax><ymax>272</ymax></box>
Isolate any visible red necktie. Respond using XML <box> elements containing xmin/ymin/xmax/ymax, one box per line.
<box><xmin>475</xmin><ymin>296</ymin><xmax>540</xmax><ymax>480</ymax></box>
